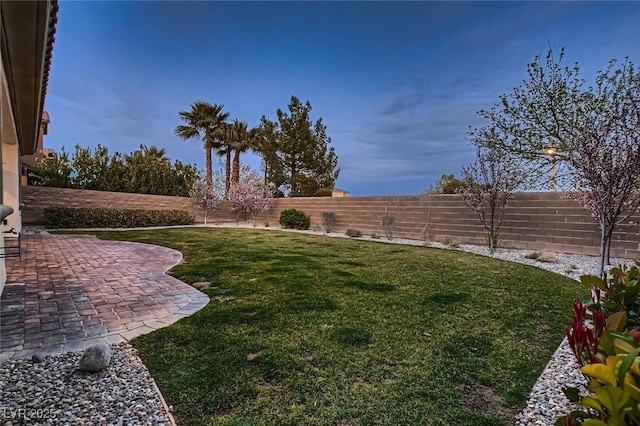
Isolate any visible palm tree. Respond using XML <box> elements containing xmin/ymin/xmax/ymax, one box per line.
<box><xmin>175</xmin><ymin>101</ymin><xmax>229</xmax><ymax>184</ymax></box>
<box><xmin>229</xmin><ymin>119</ymin><xmax>251</xmax><ymax>186</ymax></box>
<box><xmin>216</xmin><ymin>122</ymin><xmax>233</xmax><ymax>196</ymax></box>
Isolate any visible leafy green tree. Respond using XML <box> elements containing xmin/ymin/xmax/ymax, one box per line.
<box><xmin>175</xmin><ymin>101</ymin><xmax>229</xmax><ymax>184</ymax></box>
<box><xmin>34</xmin><ymin>144</ymin><xmax>199</xmax><ymax>197</ymax></box>
<box><xmin>71</xmin><ymin>145</ymin><xmax>113</xmax><ymax>190</ymax></box>
<box><xmin>258</xmin><ymin>96</ymin><xmax>339</xmax><ymax>196</ymax></box>
<box><xmin>424</xmin><ymin>174</ymin><xmax>467</xmax><ymax>194</ymax></box>
<box><xmin>35</xmin><ymin>148</ymin><xmax>73</xmax><ymax>188</ymax></box>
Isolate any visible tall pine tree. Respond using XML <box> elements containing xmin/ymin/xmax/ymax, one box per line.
<box><xmin>259</xmin><ymin>96</ymin><xmax>339</xmax><ymax>197</ymax></box>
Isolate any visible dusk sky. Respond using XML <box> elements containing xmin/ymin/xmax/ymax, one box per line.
<box><xmin>45</xmin><ymin>1</ymin><xmax>640</xmax><ymax>196</ymax></box>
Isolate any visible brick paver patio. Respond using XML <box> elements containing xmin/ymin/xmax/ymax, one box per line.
<box><xmin>0</xmin><ymin>232</ymin><xmax>209</xmax><ymax>362</ymax></box>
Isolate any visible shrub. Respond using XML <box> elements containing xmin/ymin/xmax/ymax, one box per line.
<box><xmin>44</xmin><ymin>207</ymin><xmax>194</xmax><ymax>228</ymax></box>
<box><xmin>279</xmin><ymin>209</ymin><xmax>310</xmax><ymax>230</ymax></box>
<box><xmin>322</xmin><ymin>212</ymin><xmax>337</xmax><ymax>233</ymax></box>
<box><xmin>558</xmin><ymin>263</ymin><xmax>640</xmax><ymax>425</ymax></box>
<box><xmin>381</xmin><ymin>215</ymin><xmax>395</xmax><ymax>239</ymax></box>
<box><xmin>346</xmin><ymin>229</ymin><xmax>362</xmax><ymax>238</ymax></box>
<box><xmin>486</xmin><ymin>232</ymin><xmax>499</xmax><ymax>250</ymax></box>
<box><xmin>443</xmin><ymin>237</ymin><xmax>459</xmax><ymax>248</ymax></box>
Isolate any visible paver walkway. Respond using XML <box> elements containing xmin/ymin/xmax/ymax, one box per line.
<box><xmin>0</xmin><ymin>232</ymin><xmax>209</xmax><ymax>362</ymax></box>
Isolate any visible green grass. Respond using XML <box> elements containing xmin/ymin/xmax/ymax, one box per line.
<box><xmin>73</xmin><ymin>228</ymin><xmax>587</xmax><ymax>425</ymax></box>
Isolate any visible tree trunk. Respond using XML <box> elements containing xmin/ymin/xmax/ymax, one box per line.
<box><xmin>232</xmin><ymin>150</ymin><xmax>241</xmax><ymax>185</ymax></box>
<box><xmin>205</xmin><ymin>146</ymin><xmax>213</xmax><ymax>185</ymax></box>
<box><xmin>225</xmin><ymin>151</ymin><xmax>231</xmax><ymax>197</ymax></box>
<box><xmin>262</xmin><ymin>157</ymin><xmax>269</xmax><ymax>185</ymax></box>
<box><xmin>598</xmin><ymin>226</ymin><xmax>607</xmax><ymax>278</ymax></box>
<box><xmin>489</xmin><ymin>200</ymin><xmax>496</xmax><ymax>254</ymax></box>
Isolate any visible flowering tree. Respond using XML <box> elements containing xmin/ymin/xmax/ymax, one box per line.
<box><xmin>461</xmin><ymin>128</ymin><xmax>524</xmax><ymax>253</ymax></box>
<box><xmin>475</xmin><ymin>48</ymin><xmax>640</xmax><ymax>274</ymax></box>
<box><xmin>569</xmin><ymin>59</ymin><xmax>640</xmax><ymax>276</ymax></box>
<box><xmin>227</xmin><ymin>172</ymin><xmax>272</xmax><ymax>224</ymax></box>
<box><xmin>189</xmin><ymin>178</ymin><xmax>222</xmax><ymax>224</ymax></box>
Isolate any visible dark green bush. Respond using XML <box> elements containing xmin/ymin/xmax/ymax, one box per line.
<box><xmin>279</xmin><ymin>208</ymin><xmax>310</xmax><ymax>230</ymax></box>
<box><xmin>346</xmin><ymin>229</ymin><xmax>362</xmax><ymax>238</ymax></box>
<box><xmin>44</xmin><ymin>207</ymin><xmax>195</xmax><ymax>228</ymax></box>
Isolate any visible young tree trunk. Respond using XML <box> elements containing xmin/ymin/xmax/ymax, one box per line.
<box><xmin>488</xmin><ymin>200</ymin><xmax>496</xmax><ymax>254</ymax></box>
<box><xmin>598</xmin><ymin>226</ymin><xmax>607</xmax><ymax>278</ymax></box>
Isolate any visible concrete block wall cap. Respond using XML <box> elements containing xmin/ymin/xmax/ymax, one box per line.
<box><xmin>0</xmin><ymin>205</ymin><xmax>14</xmax><ymax>220</ymax></box>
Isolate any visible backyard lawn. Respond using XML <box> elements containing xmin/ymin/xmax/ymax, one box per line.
<box><xmin>86</xmin><ymin>228</ymin><xmax>586</xmax><ymax>425</ymax></box>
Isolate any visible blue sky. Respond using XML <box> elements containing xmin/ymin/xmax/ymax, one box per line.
<box><xmin>45</xmin><ymin>1</ymin><xmax>640</xmax><ymax>196</ymax></box>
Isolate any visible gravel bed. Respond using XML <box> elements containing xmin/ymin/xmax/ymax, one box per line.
<box><xmin>0</xmin><ymin>343</ymin><xmax>172</xmax><ymax>426</ymax></box>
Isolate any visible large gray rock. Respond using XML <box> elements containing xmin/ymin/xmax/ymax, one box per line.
<box><xmin>78</xmin><ymin>343</ymin><xmax>111</xmax><ymax>373</ymax></box>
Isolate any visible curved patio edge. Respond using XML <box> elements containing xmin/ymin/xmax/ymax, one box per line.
<box><xmin>0</xmin><ymin>234</ymin><xmax>209</xmax><ymax>362</ymax></box>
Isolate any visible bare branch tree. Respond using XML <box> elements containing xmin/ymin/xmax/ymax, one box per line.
<box><xmin>568</xmin><ymin>58</ymin><xmax>640</xmax><ymax>276</ymax></box>
<box><xmin>461</xmin><ymin>128</ymin><xmax>524</xmax><ymax>253</ymax></box>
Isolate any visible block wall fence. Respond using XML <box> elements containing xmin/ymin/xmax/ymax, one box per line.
<box><xmin>22</xmin><ymin>185</ymin><xmax>640</xmax><ymax>259</ymax></box>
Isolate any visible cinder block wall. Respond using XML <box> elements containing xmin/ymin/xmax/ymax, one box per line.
<box><xmin>22</xmin><ymin>186</ymin><xmax>640</xmax><ymax>259</ymax></box>
<box><xmin>22</xmin><ymin>186</ymin><xmax>209</xmax><ymax>224</ymax></box>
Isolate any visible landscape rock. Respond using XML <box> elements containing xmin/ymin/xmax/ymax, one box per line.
<box><xmin>78</xmin><ymin>343</ymin><xmax>111</xmax><ymax>373</ymax></box>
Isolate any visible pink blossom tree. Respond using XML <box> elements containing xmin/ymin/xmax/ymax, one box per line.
<box><xmin>227</xmin><ymin>172</ymin><xmax>272</xmax><ymax>224</ymax></box>
<box><xmin>569</xmin><ymin>59</ymin><xmax>640</xmax><ymax>276</ymax></box>
<box><xmin>189</xmin><ymin>178</ymin><xmax>222</xmax><ymax>224</ymax></box>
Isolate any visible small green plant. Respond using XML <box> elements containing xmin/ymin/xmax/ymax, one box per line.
<box><xmin>559</xmin><ymin>263</ymin><xmax>640</xmax><ymax>425</ymax></box>
<box><xmin>486</xmin><ymin>232</ymin><xmax>499</xmax><ymax>251</ymax></box>
<box><xmin>381</xmin><ymin>215</ymin><xmax>395</xmax><ymax>239</ymax></box>
<box><xmin>443</xmin><ymin>237</ymin><xmax>459</xmax><ymax>248</ymax></box>
<box><xmin>346</xmin><ymin>229</ymin><xmax>362</xmax><ymax>238</ymax></box>
<box><xmin>279</xmin><ymin>208</ymin><xmax>310</xmax><ymax>230</ymax></box>
<box><xmin>370</xmin><ymin>233</ymin><xmax>380</xmax><ymax>239</ymax></box>
<box><xmin>322</xmin><ymin>212</ymin><xmax>337</xmax><ymax>233</ymax></box>
<box><xmin>584</xmin><ymin>263</ymin><xmax>640</xmax><ymax>328</ymax></box>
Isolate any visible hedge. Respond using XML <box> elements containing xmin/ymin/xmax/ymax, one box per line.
<box><xmin>43</xmin><ymin>207</ymin><xmax>195</xmax><ymax>228</ymax></box>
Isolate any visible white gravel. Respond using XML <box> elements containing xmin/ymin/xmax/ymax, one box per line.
<box><xmin>0</xmin><ymin>344</ymin><xmax>172</xmax><ymax>426</ymax></box>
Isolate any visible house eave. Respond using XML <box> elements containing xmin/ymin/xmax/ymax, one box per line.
<box><xmin>1</xmin><ymin>0</ymin><xmax>58</xmax><ymax>155</ymax></box>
